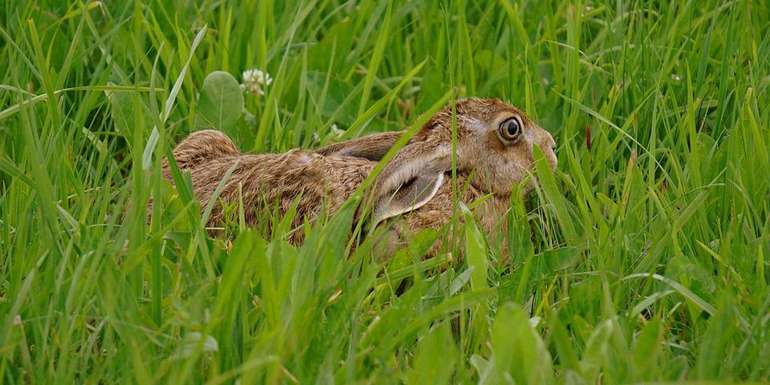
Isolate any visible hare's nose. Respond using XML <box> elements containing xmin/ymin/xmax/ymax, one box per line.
<box><xmin>542</xmin><ymin>131</ymin><xmax>557</xmax><ymax>151</ymax></box>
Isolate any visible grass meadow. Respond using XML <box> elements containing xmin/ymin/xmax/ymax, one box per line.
<box><xmin>1</xmin><ymin>1</ymin><xmax>769</xmax><ymax>384</ymax></box>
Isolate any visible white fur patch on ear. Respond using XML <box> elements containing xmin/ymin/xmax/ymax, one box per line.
<box><xmin>372</xmin><ymin>172</ymin><xmax>444</xmax><ymax>226</ymax></box>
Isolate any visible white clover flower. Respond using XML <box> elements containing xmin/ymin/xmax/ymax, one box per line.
<box><xmin>241</xmin><ymin>68</ymin><xmax>273</xmax><ymax>96</ymax></box>
<box><xmin>179</xmin><ymin>332</ymin><xmax>218</xmax><ymax>358</ymax></box>
<box><xmin>671</xmin><ymin>74</ymin><xmax>682</xmax><ymax>82</ymax></box>
<box><xmin>330</xmin><ymin>123</ymin><xmax>345</xmax><ymax>138</ymax></box>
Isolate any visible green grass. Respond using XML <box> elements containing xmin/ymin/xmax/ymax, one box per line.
<box><xmin>1</xmin><ymin>1</ymin><xmax>769</xmax><ymax>384</ymax></box>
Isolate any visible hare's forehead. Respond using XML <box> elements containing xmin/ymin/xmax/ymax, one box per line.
<box><xmin>458</xmin><ymin>107</ymin><xmax>522</xmax><ymax>130</ymax></box>
<box><xmin>458</xmin><ymin>115</ymin><xmax>487</xmax><ymax>131</ymax></box>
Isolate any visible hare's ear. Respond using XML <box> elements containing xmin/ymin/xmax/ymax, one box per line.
<box><xmin>371</xmin><ymin>142</ymin><xmax>450</xmax><ymax>225</ymax></box>
<box><xmin>316</xmin><ymin>131</ymin><xmax>402</xmax><ymax>161</ymax></box>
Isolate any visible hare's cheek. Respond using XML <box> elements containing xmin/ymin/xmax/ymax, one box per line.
<box><xmin>468</xmin><ymin>168</ymin><xmax>514</xmax><ymax>196</ymax></box>
<box><xmin>501</xmin><ymin>162</ymin><xmax>539</xmax><ymax>195</ymax></box>
<box><xmin>467</xmin><ymin>169</ymin><xmax>496</xmax><ymax>193</ymax></box>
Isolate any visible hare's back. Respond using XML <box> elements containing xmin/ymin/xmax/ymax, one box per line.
<box><xmin>184</xmin><ymin>150</ymin><xmax>375</xmax><ymax>226</ymax></box>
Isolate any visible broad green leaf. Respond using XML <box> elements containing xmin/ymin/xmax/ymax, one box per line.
<box><xmin>579</xmin><ymin>318</ymin><xmax>629</xmax><ymax>383</ymax></box>
<box><xmin>632</xmin><ymin>318</ymin><xmax>664</xmax><ymax>380</ymax></box>
<box><xmin>197</xmin><ymin>70</ymin><xmax>244</xmax><ymax>132</ymax></box>
<box><xmin>406</xmin><ymin>323</ymin><xmax>457</xmax><ymax>385</ymax></box>
<box><xmin>485</xmin><ymin>303</ymin><xmax>554</xmax><ymax>385</ymax></box>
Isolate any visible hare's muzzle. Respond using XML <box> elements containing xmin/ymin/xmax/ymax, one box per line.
<box><xmin>536</xmin><ymin>129</ymin><xmax>558</xmax><ymax>170</ymax></box>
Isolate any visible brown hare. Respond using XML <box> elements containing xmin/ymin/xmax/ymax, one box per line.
<box><xmin>161</xmin><ymin>98</ymin><xmax>557</xmax><ymax>249</ymax></box>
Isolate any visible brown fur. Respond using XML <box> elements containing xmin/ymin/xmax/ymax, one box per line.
<box><xmin>162</xmin><ymin>129</ymin><xmax>373</xmax><ymax>241</ymax></box>
<box><xmin>160</xmin><ymin>98</ymin><xmax>557</xmax><ymax>253</ymax></box>
<box><xmin>369</xmin><ymin>98</ymin><xmax>557</xmax><ymax>198</ymax></box>
<box><xmin>371</xmin><ymin>176</ymin><xmax>513</xmax><ymax>259</ymax></box>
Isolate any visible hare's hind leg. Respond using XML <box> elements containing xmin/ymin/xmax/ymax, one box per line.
<box><xmin>172</xmin><ymin>129</ymin><xmax>241</xmax><ymax>170</ymax></box>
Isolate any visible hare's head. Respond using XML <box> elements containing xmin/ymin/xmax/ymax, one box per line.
<box><xmin>372</xmin><ymin>98</ymin><xmax>556</xmax><ymax>223</ymax></box>
<box><xmin>427</xmin><ymin>98</ymin><xmax>557</xmax><ymax>194</ymax></box>
<box><xmin>317</xmin><ymin>98</ymin><xmax>557</xmax><ymax>224</ymax></box>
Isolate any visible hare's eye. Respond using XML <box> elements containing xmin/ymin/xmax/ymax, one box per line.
<box><xmin>497</xmin><ymin>117</ymin><xmax>522</xmax><ymax>144</ymax></box>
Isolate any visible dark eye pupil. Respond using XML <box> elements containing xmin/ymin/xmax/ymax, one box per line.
<box><xmin>506</xmin><ymin>119</ymin><xmax>520</xmax><ymax>137</ymax></box>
